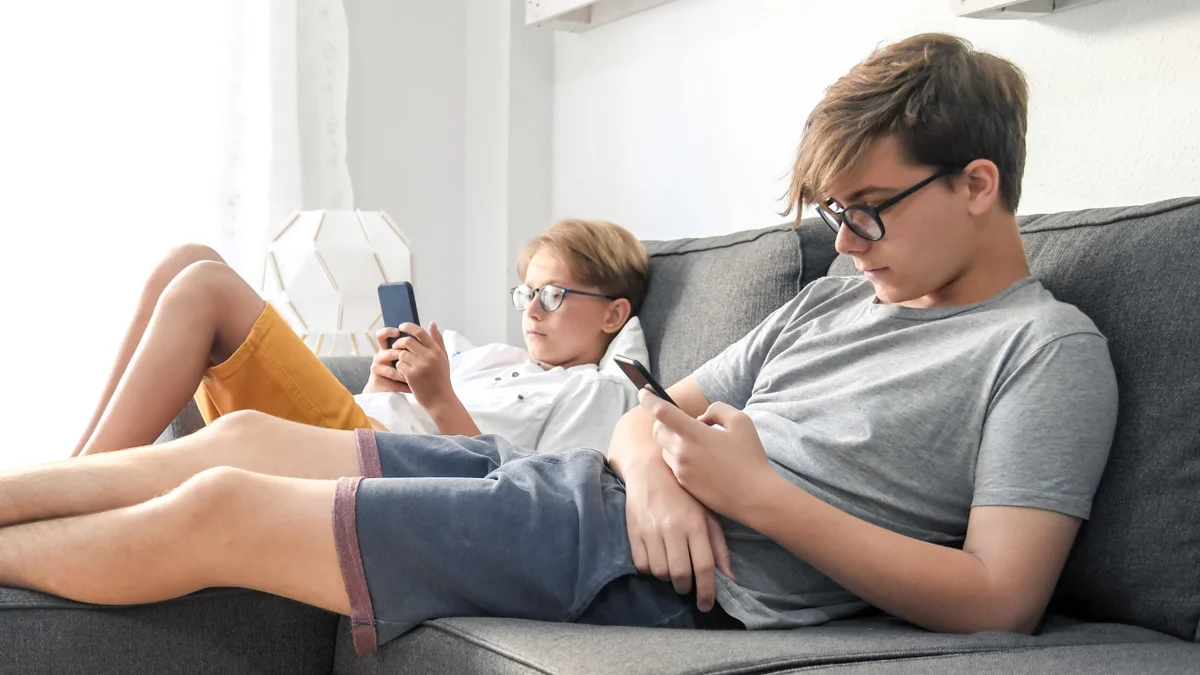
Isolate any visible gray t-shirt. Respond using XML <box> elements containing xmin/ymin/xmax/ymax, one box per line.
<box><xmin>694</xmin><ymin>276</ymin><xmax>1118</xmax><ymax>630</ymax></box>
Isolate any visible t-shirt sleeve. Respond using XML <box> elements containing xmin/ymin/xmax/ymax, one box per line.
<box><xmin>693</xmin><ymin>290</ymin><xmax>806</xmax><ymax>409</ymax></box>
<box><xmin>534</xmin><ymin>377</ymin><xmax>637</xmax><ymax>455</ymax></box>
<box><xmin>973</xmin><ymin>333</ymin><xmax>1119</xmax><ymax>519</ymax></box>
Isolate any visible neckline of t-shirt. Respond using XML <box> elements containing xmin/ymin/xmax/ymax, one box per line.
<box><xmin>867</xmin><ymin>276</ymin><xmax>1039</xmax><ymax>321</ymax></box>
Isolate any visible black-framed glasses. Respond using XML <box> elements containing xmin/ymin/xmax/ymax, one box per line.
<box><xmin>817</xmin><ymin>166</ymin><xmax>961</xmax><ymax>241</ymax></box>
<box><xmin>509</xmin><ymin>284</ymin><xmax>617</xmax><ymax>312</ymax></box>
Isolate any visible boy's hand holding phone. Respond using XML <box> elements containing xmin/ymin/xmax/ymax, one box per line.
<box><xmin>389</xmin><ymin>322</ymin><xmax>458</xmax><ymax>413</ymax></box>
<box><xmin>364</xmin><ymin>327</ymin><xmax>414</xmax><ymax>395</ymax></box>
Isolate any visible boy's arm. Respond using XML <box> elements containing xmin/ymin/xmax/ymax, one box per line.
<box><xmin>426</xmin><ymin>396</ymin><xmax>483</xmax><ymax>437</ymax></box>
<box><xmin>385</xmin><ymin>322</ymin><xmax>483</xmax><ymax>437</ymax></box>
<box><xmin>746</xmin><ymin>478</ymin><xmax>1079</xmax><ymax>633</ymax></box>
<box><xmin>607</xmin><ymin>376</ymin><xmax>735</xmax><ymax>612</ymax></box>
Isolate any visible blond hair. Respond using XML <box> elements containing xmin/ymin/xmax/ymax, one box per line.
<box><xmin>518</xmin><ymin>219</ymin><xmax>650</xmax><ymax>317</ymax></box>
<box><xmin>786</xmin><ymin>33</ymin><xmax>1029</xmax><ymax>216</ymax></box>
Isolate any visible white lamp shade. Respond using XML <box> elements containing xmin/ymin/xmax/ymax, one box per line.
<box><xmin>262</xmin><ymin>210</ymin><xmax>412</xmax><ymax>356</ymax></box>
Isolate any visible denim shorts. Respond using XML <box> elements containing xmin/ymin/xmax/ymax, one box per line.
<box><xmin>332</xmin><ymin>430</ymin><xmax>740</xmax><ymax>654</ymax></box>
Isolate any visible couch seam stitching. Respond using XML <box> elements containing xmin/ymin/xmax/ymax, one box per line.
<box><xmin>425</xmin><ymin>622</ymin><xmax>557</xmax><ymax>675</ymax></box>
<box><xmin>647</xmin><ymin>225</ymin><xmax>795</xmax><ymax>258</ymax></box>
<box><xmin>1019</xmin><ymin>197</ymin><xmax>1200</xmax><ymax>234</ymax></box>
<box><xmin>682</xmin><ymin>638</ymin><xmax>1186</xmax><ymax>675</ymax></box>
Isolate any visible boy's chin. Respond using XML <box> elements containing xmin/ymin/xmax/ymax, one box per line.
<box><xmin>524</xmin><ymin>342</ymin><xmax>548</xmax><ymax>361</ymax></box>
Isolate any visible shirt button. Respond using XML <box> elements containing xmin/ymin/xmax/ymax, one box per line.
<box><xmin>517</xmin><ymin>394</ymin><xmax>525</xmax><ymax>401</ymax></box>
<box><xmin>511</xmin><ymin>372</ymin><xmax>519</xmax><ymax>377</ymax></box>
<box><xmin>494</xmin><ymin>377</ymin><xmax>502</xmax><ymax>382</ymax></box>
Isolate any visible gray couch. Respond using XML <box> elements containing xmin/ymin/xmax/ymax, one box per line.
<box><xmin>3</xmin><ymin>197</ymin><xmax>1198</xmax><ymax>674</ymax></box>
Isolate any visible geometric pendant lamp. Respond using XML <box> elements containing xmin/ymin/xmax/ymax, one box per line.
<box><xmin>261</xmin><ymin>209</ymin><xmax>413</xmax><ymax>357</ymax></box>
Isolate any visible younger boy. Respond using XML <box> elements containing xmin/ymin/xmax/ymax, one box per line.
<box><xmin>72</xmin><ymin>219</ymin><xmax>649</xmax><ymax>458</ymax></box>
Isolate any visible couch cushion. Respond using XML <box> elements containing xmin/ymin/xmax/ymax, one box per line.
<box><xmin>829</xmin><ymin>197</ymin><xmax>1200</xmax><ymax>642</ymax></box>
<box><xmin>793</xmin><ymin>643</ymin><xmax>1200</xmax><ymax>675</ymax></box>
<box><xmin>0</xmin><ymin>586</ymin><xmax>340</xmax><ymax>675</ymax></box>
<box><xmin>332</xmin><ymin>614</ymin><xmax>1189</xmax><ymax>675</ymax></box>
<box><xmin>639</xmin><ymin>218</ymin><xmax>838</xmax><ymax>387</ymax></box>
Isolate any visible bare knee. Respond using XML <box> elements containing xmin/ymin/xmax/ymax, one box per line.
<box><xmin>159</xmin><ymin>260</ymin><xmax>237</xmax><ymax>313</ymax></box>
<box><xmin>164</xmin><ymin>467</ymin><xmax>280</xmax><ymax>584</ymax></box>
<box><xmin>166</xmin><ymin>243</ymin><xmax>226</xmax><ymax>268</ymax></box>
<box><xmin>148</xmin><ymin>244</ymin><xmax>226</xmax><ymax>291</ymax></box>
<box><xmin>206</xmin><ymin>409</ymin><xmax>278</xmax><ymax>439</ymax></box>
<box><xmin>167</xmin><ymin>466</ymin><xmax>262</xmax><ymax>533</ymax></box>
<box><xmin>160</xmin><ymin>261</ymin><xmax>264</xmax><ymax>355</ymax></box>
<box><xmin>202</xmin><ymin>410</ymin><xmax>291</xmax><ymax>462</ymax></box>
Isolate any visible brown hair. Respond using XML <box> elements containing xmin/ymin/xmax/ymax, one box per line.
<box><xmin>786</xmin><ymin>33</ymin><xmax>1029</xmax><ymax>216</ymax></box>
<box><xmin>518</xmin><ymin>219</ymin><xmax>651</xmax><ymax>317</ymax></box>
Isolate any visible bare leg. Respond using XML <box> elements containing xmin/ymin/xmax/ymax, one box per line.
<box><xmin>0</xmin><ymin>466</ymin><xmax>351</xmax><ymax>615</ymax></box>
<box><xmin>71</xmin><ymin>244</ymin><xmax>226</xmax><ymax>457</ymax></box>
<box><xmin>0</xmin><ymin>411</ymin><xmax>360</xmax><ymax>528</ymax></box>
<box><xmin>77</xmin><ymin>257</ymin><xmax>267</xmax><ymax>457</ymax></box>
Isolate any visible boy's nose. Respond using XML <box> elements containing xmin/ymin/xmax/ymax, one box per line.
<box><xmin>834</xmin><ymin>223</ymin><xmax>870</xmax><ymax>256</ymax></box>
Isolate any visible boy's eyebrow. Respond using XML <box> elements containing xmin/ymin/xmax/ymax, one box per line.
<box><xmin>844</xmin><ymin>185</ymin><xmax>898</xmax><ymax>204</ymax></box>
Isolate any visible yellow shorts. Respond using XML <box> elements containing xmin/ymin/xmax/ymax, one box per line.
<box><xmin>195</xmin><ymin>303</ymin><xmax>372</xmax><ymax>430</ymax></box>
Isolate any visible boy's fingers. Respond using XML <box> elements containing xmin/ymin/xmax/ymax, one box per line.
<box><xmin>708</xmin><ymin>514</ymin><xmax>736</xmax><ymax>581</ymax></box>
<box><xmin>375</xmin><ymin>327</ymin><xmax>398</xmax><ymax>349</ymax></box>
<box><xmin>665</xmin><ymin>530</ymin><xmax>695</xmax><ymax>595</ymax></box>
<box><xmin>398</xmin><ymin>323</ymin><xmax>431</xmax><ymax>347</ymax></box>
<box><xmin>639</xmin><ymin>389</ymin><xmax>697</xmax><ymax>437</ymax></box>
<box><xmin>395</xmin><ymin>335</ymin><xmax>430</xmax><ymax>357</ymax></box>
<box><xmin>430</xmin><ymin>322</ymin><xmax>446</xmax><ymax>351</ymax></box>
<box><xmin>698</xmin><ymin>401</ymin><xmax>739</xmax><ymax>428</ymax></box>
<box><xmin>688</xmin><ymin>530</ymin><xmax>717</xmax><ymax>612</ymax></box>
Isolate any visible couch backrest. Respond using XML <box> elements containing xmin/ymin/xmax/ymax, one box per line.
<box><xmin>826</xmin><ymin>197</ymin><xmax>1200</xmax><ymax>641</ymax></box>
<box><xmin>639</xmin><ymin>220</ymin><xmax>837</xmax><ymax>387</ymax></box>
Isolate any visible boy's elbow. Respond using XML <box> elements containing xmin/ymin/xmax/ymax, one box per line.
<box><xmin>965</xmin><ymin>603</ymin><xmax>1044</xmax><ymax>636</ymax></box>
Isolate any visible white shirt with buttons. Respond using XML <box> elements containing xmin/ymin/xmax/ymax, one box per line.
<box><xmin>353</xmin><ymin>318</ymin><xmax>649</xmax><ymax>455</ymax></box>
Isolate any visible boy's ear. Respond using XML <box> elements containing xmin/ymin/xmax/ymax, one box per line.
<box><xmin>962</xmin><ymin>158</ymin><xmax>1001</xmax><ymax>217</ymax></box>
<box><xmin>603</xmin><ymin>298</ymin><xmax>632</xmax><ymax>334</ymax></box>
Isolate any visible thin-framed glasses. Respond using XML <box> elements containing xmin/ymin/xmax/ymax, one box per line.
<box><xmin>509</xmin><ymin>284</ymin><xmax>617</xmax><ymax>312</ymax></box>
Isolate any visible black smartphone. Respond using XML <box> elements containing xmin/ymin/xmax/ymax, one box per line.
<box><xmin>378</xmin><ymin>281</ymin><xmax>420</xmax><ymax>366</ymax></box>
<box><xmin>614</xmin><ymin>355</ymin><xmax>678</xmax><ymax>407</ymax></box>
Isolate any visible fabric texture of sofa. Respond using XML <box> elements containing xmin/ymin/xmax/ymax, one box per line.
<box><xmin>2</xmin><ymin>197</ymin><xmax>1198</xmax><ymax>674</ymax></box>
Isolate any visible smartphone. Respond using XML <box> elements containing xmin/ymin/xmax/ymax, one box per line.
<box><xmin>613</xmin><ymin>355</ymin><xmax>678</xmax><ymax>407</ymax></box>
<box><xmin>378</xmin><ymin>281</ymin><xmax>420</xmax><ymax>366</ymax></box>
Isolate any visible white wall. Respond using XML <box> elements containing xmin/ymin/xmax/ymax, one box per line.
<box><xmin>552</xmin><ymin>0</ymin><xmax>1200</xmax><ymax>240</ymax></box>
<box><xmin>345</xmin><ymin>0</ymin><xmax>468</xmax><ymax>334</ymax></box>
<box><xmin>501</xmin><ymin>0</ymin><xmax>555</xmax><ymax>346</ymax></box>
<box><xmin>464</xmin><ymin>0</ymin><xmax>514</xmax><ymax>346</ymax></box>
<box><xmin>346</xmin><ymin>0</ymin><xmax>551</xmax><ymax>347</ymax></box>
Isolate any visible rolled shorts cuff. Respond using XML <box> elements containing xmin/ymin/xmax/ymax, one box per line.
<box><xmin>356</xmin><ymin>429</ymin><xmax>382</xmax><ymax>478</ymax></box>
<box><xmin>332</xmin><ymin>476</ymin><xmax>379</xmax><ymax>655</ymax></box>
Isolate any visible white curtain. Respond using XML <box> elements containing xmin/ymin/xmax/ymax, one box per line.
<box><xmin>0</xmin><ymin>0</ymin><xmax>353</xmax><ymax>469</ymax></box>
<box><xmin>222</xmin><ymin>0</ymin><xmax>355</xmax><ymax>282</ymax></box>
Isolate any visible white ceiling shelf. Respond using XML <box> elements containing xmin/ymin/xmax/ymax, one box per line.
<box><xmin>951</xmin><ymin>0</ymin><xmax>1106</xmax><ymax>19</ymax></box>
<box><xmin>526</xmin><ymin>0</ymin><xmax>678</xmax><ymax>32</ymax></box>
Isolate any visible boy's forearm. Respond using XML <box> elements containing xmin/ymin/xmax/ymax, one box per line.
<box><xmin>607</xmin><ymin>406</ymin><xmax>668</xmax><ymax>481</ymax></box>
<box><xmin>738</xmin><ymin>476</ymin><xmax>1036</xmax><ymax>634</ymax></box>
<box><xmin>428</xmin><ymin>397</ymin><xmax>482</xmax><ymax>437</ymax></box>
<box><xmin>360</xmin><ymin>379</ymin><xmax>390</xmax><ymax>395</ymax></box>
